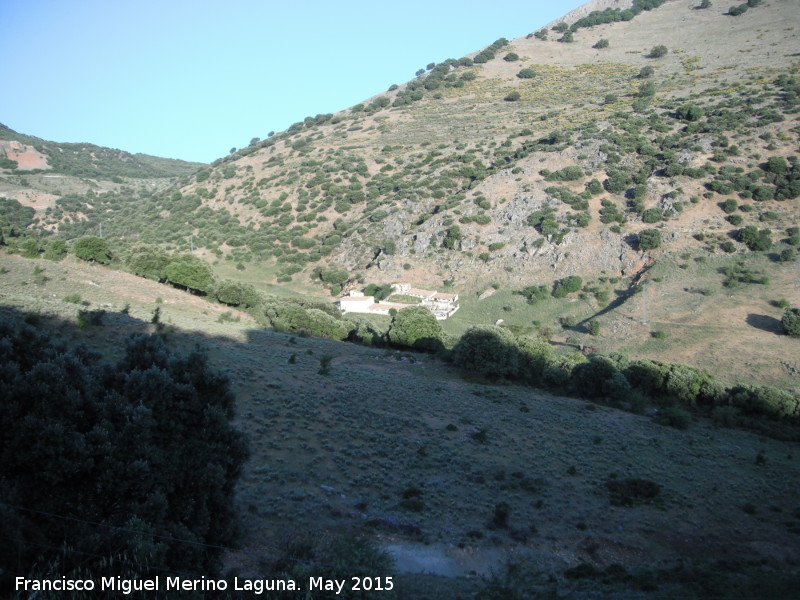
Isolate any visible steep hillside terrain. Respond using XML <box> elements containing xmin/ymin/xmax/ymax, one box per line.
<box><xmin>2</xmin><ymin>1</ymin><xmax>800</xmax><ymax>597</ymax></box>
<box><xmin>0</xmin><ymin>252</ymin><xmax>798</xmax><ymax>599</ymax></box>
<box><xmin>9</xmin><ymin>0</ymin><xmax>796</xmax><ymax>386</ymax></box>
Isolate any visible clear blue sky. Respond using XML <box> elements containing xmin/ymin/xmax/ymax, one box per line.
<box><xmin>2</xmin><ymin>0</ymin><xmax>586</xmax><ymax>164</ymax></box>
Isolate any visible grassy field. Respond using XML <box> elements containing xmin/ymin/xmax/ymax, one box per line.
<box><xmin>2</xmin><ymin>251</ymin><xmax>799</xmax><ymax>598</ymax></box>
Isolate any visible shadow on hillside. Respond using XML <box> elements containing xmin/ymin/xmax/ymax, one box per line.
<box><xmin>746</xmin><ymin>313</ymin><xmax>783</xmax><ymax>334</ymax></box>
<box><xmin>0</xmin><ymin>302</ymin><xmax>270</xmax><ymax>367</ymax></box>
<box><xmin>574</xmin><ymin>285</ymin><xmax>639</xmax><ymax>329</ymax></box>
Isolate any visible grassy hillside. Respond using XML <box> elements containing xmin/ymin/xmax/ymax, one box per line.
<box><xmin>1</xmin><ymin>251</ymin><xmax>798</xmax><ymax>598</ymax></box>
<box><xmin>2</xmin><ymin>0</ymin><xmax>798</xmax><ymax>388</ymax></box>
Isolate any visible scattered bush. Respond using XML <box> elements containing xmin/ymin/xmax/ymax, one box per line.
<box><xmin>648</xmin><ymin>45</ymin><xmax>668</xmax><ymax>58</ymax></box>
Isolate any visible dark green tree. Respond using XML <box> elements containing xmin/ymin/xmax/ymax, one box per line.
<box><xmin>552</xmin><ymin>275</ymin><xmax>583</xmax><ymax>298</ymax></box>
<box><xmin>452</xmin><ymin>325</ymin><xmax>520</xmax><ymax>378</ymax></box>
<box><xmin>165</xmin><ymin>253</ymin><xmax>215</xmax><ymax>294</ymax></box>
<box><xmin>214</xmin><ymin>279</ymin><xmax>261</xmax><ymax>308</ymax></box>
<box><xmin>387</xmin><ymin>306</ymin><xmax>444</xmax><ymax>352</ymax></box>
<box><xmin>783</xmin><ymin>307</ymin><xmax>800</xmax><ymax>337</ymax></box>
<box><xmin>126</xmin><ymin>244</ymin><xmax>171</xmax><ymax>281</ymax></box>
<box><xmin>73</xmin><ymin>236</ymin><xmax>111</xmax><ymax>264</ymax></box>
<box><xmin>638</xmin><ymin>228</ymin><xmax>662</xmax><ymax>250</ymax></box>
<box><xmin>442</xmin><ymin>225</ymin><xmax>463</xmax><ymax>249</ymax></box>
<box><xmin>737</xmin><ymin>226</ymin><xmax>772</xmax><ymax>251</ymax></box>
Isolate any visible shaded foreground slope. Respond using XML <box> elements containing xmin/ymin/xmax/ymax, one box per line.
<box><xmin>1</xmin><ymin>253</ymin><xmax>798</xmax><ymax>598</ymax></box>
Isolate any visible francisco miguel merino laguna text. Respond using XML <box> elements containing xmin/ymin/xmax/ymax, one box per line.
<box><xmin>16</xmin><ymin>575</ymin><xmax>395</xmax><ymax>595</ymax></box>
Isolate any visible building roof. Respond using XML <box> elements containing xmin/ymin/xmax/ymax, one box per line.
<box><xmin>432</xmin><ymin>292</ymin><xmax>457</xmax><ymax>301</ymax></box>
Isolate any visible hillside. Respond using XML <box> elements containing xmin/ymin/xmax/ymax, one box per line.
<box><xmin>6</xmin><ymin>0</ymin><xmax>797</xmax><ymax>388</ymax></box>
<box><xmin>2</xmin><ymin>1</ymin><xmax>800</xmax><ymax>597</ymax></box>
<box><xmin>0</xmin><ymin>123</ymin><xmax>204</xmax><ymax>179</ymax></box>
<box><xmin>0</xmin><ymin>252</ymin><xmax>798</xmax><ymax>598</ymax></box>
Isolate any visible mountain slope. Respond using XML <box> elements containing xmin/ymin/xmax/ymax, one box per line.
<box><xmin>166</xmin><ymin>0</ymin><xmax>797</xmax><ymax>282</ymax></box>
<box><xmin>0</xmin><ymin>122</ymin><xmax>203</xmax><ymax>179</ymax></box>
<box><xmin>5</xmin><ymin>0</ymin><xmax>799</xmax><ymax>388</ymax></box>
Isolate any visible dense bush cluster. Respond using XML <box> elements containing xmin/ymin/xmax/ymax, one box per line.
<box><xmin>0</xmin><ymin>318</ymin><xmax>249</xmax><ymax>591</ymax></box>
<box><xmin>473</xmin><ymin>38</ymin><xmax>509</xmax><ymax>64</ymax></box>
<box><xmin>448</xmin><ymin>329</ymin><xmax>799</xmax><ymax>438</ymax></box>
<box><xmin>568</xmin><ymin>0</ymin><xmax>666</xmax><ymax>33</ymax></box>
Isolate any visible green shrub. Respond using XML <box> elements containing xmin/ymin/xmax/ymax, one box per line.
<box><xmin>126</xmin><ymin>244</ymin><xmax>171</xmax><ymax>281</ymax></box>
<box><xmin>504</xmin><ymin>91</ymin><xmax>521</xmax><ymax>102</ymax></box>
<box><xmin>546</xmin><ymin>166</ymin><xmax>584</xmax><ymax>181</ymax></box>
<box><xmin>737</xmin><ymin>226</ymin><xmax>772</xmax><ymax>251</ymax></box>
<box><xmin>0</xmin><ymin>323</ymin><xmax>249</xmax><ymax>583</ymax></box>
<box><xmin>593</xmin><ymin>38</ymin><xmax>610</xmax><ymax>49</ymax></box>
<box><xmin>552</xmin><ymin>276</ymin><xmax>583</xmax><ymax>298</ymax></box>
<box><xmin>638</xmin><ymin>229</ymin><xmax>662</xmax><ymax>250</ymax></box>
<box><xmin>76</xmin><ymin>309</ymin><xmax>106</xmax><ymax>328</ymax></box>
<box><xmin>638</xmin><ymin>66</ymin><xmax>655</xmax><ymax>78</ymax></box>
<box><xmin>648</xmin><ymin>45</ymin><xmax>668</xmax><ymax>58</ymax></box>
<box><xmin>728</xmin><ymin>384</ymin><xmax>800</xmax><ymax>419</ymax></box>
<box><xmin>572</xmin><ymin>355</ymin><xmax>619</xmax><ymax>398</ymax></box>
<box><xmin>782</xmin><ymin>307</ymin><xmax>800</xmax><ymax>337</ymax></box>
<box><xmin>214</xmin><ymin>280</ymin><xmax>261</xmax><ymax>308</ymax></box>
<box><xmin>43</xmin><ymin>239</ymin><xmax>68</xmax><ymax>261</ymax></box>
<box><xmin>265</xmin><ymin>301</ymin><xmax>352</xmax><ymax>340</ymax></box>
<box><xmin>165</xmin><ymin>254</ymin><xmax>215</xmax><ymax>294</ymax></box>
<box><xmin>452</xmin><ymin>325</ymin><xmax>520</xmax><ymax>378</ymax></box>
<box><xmin>516</xmin><ymin>68</ymin><xmax>537</xmax><ymax>79</ymax></box>
<box><xmin>517</xmin><ymin>336</ymin><xmax>554</xmax><ymax>383</ymax></box>
<box><xmin>642</xmin><ymin>208</ymin><xmax>662</xmax><ymax>223</ymax></box>
<box><xmin>73</xmin><ymin>236</ymin><xmax>111</xmax><ymax>264</ymax></box>
<box><xmin>587</xmin><ymin>320</ymin><xmax>601</xmax><ymax>336</ymax></box>
<box><xmin>654</xmin><ymin>406</ymin><xmax>692</xmax><ymax>429</ymax></box>
<box><xmin>387</xmin><ymin>306</ymin><xmax>444</xmax><ymax>352</ymax></box>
